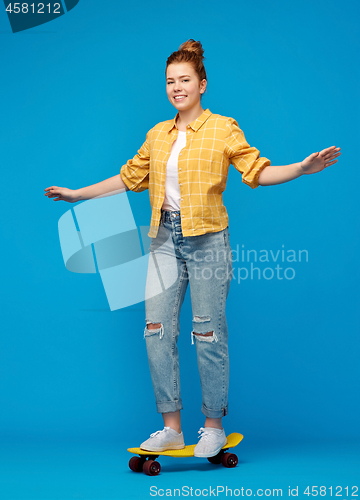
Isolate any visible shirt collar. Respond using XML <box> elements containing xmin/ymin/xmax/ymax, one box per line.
<box><xmin>166</xmin><ymin>108</ymin><xmax>212</xmax><ymax>133</ymax></box>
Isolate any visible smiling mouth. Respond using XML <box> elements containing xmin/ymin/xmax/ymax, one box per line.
<box><xmin>174</xmin><ymin>95</ymin><xmax>187</xmax><ymax>101</ymax></box>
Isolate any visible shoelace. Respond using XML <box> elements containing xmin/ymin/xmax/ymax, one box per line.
<box><xmin>150</xmin><ymin>426</ymin><xmax>171</xmax><ymax>438</ymax></box>
<box><xmin>197</xmin><ymin>427</ymin><xmax>215</xmax><ymax>440</ymax></box>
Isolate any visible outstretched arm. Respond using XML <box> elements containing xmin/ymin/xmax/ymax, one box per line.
<box><xmin>258</xmin><ymin>146</ymin><xmax>341</xmax><ymax>186</ymax></box>
<box><xmin>45</xmin><ymin>173</ymin><xmax>129</xmax><ymax>203</ymax></box>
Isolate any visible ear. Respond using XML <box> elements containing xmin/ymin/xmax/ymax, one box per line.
<box><xmin>200</xmin><ymin>79</ymin><xmax>207</xmax><ymax>94</ymax></box>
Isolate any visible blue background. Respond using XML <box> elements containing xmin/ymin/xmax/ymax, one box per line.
<box><xmin>0</xmin><ymin>0</ymin><xmax>359</xmax><ymax>498</ymax></box>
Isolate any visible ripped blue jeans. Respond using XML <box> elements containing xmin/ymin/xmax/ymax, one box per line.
<box><xmin>144</xmin><ymin>210</ymin><xmax>233</xmax><ymax>418</ymax></box>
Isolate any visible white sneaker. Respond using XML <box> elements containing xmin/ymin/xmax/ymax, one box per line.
<box><xmin>194</xmin><ymin>427</ymin><xmax>227</xmax><ymax>457</ymax></box>
<box><xmin>140</xmin><ymin>426</ymin><xmax>185</xmax><ymax>452</ymax></box>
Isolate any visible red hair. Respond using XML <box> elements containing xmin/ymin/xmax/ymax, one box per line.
<box><xmin>166</xmin><ymin>39</ymin><xmax>207</xmax><ymax>82</ymax></box>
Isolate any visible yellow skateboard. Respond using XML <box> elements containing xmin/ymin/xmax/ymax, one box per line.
<box><xmin>128</xmin><ymin>432</ymin><xmax>243</xmax><ymax>475</ymax></box>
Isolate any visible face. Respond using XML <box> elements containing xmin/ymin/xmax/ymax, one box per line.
<box><xmin>166</xmin><ymin>62</ymin><xmax>207</xmax><ymax>112</ymax></box>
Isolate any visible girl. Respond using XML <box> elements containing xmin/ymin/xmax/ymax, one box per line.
<box><xmin>45</xmin><ymin>39</ymin><xmax>340</xmax><ymax>458</ymax></box>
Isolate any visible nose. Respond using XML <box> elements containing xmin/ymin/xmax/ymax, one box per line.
<box><xmin>174</xmin><ymin>80</ymin><xmax>182</xmax><ymax>92</ymax></box>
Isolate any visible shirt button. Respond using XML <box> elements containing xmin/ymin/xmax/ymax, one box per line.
<box><xmin>179</xmin><ymin>167</ymin><xmax>181</xmax><ymax>171</ymax></box>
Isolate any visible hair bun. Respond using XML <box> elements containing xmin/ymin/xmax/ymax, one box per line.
<box><xmin>166</xmin><ymin>39</ymin><xmax>207</xmax><ymax>84</ymax></box>
<box><xmin>178</xmin><ymin>39</ymin><xmax>204</xmax><ymax>59</ymax></box>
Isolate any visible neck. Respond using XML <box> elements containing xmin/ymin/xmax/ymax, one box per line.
<box><xmin>176</xmin><ymin>104</ymin><xmax>205</xmax><ymax>130</ymax></box>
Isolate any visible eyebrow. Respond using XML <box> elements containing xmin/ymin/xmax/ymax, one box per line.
<box><xmin>166</xmin><ymin>75</ymin><xmax>191</xmax><ymax>80</ymax></box>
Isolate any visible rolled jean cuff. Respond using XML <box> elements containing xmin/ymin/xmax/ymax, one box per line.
<box><xmin>156</xmin><ymin>399</ymin><xmax>183</xmax><ymax>414</ymax></box>
<box><xmin>201</xmin><ymin>404</ymin><xmax>228</xmax><ymax>418</ymax></box>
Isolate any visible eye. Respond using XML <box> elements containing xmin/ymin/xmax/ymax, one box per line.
<box><xmin>182</xmin><ymin>79</ymin><xmax>189</xmax><ymax>82</ymax></box>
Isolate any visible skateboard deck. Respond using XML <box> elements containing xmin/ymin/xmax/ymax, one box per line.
<box><xmin>128</xmin><ymin>432</ymin><xmax>243</xmax><ymax>475</ymax></box>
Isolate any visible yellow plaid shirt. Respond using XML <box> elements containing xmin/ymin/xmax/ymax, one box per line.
<box><xmin>120</xmin><ymin>108</ymin><xmax>271</xmax><ymax>238</ymax></box>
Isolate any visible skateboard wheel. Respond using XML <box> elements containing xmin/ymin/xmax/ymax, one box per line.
<box><xmin>129</xmin><ymin>456</ymin><xmax>144</xmax><ymax>472</ymax></box>
<box><xmin>143</xmin><ymin>459</ymin><xmax>161</xmax><ymax>476</ymax></box>
<box><xmin>207</xmin><ymin>452</ymin><xmax>222</xmax><ymax>465</ymax></box>
<box><xmin>221</xmin><ymin>452</ymin><xmax>238</xmax><ymax>468</ymax></box>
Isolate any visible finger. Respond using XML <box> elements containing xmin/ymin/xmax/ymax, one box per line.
<box><xmin>323</xmin><ymin>151</ymin><xmax>341</xmax><ymax>161</ymax></box>
<box><xmin>320</xmin><ymin>146</ymin><xmax>336</xmax><ymax>156</ymax></box>
<box><xmin>321</xmin><ymin>146</ymin><xmax>338</xmax><ymax>156</ymax></box>
<box><xmin>325</xmin><ymin>160</ymin><xmax>338</xmax><ymax>167</ymax></box>
<box><xmin>319</xmin><ymin>148</ymin><xmax>332</xmax><ymax>155</ymax></box>
<box><xmin>326</xmin><ymin>154</ymin><xmax>341</xmax><ymax>163</ymax></box>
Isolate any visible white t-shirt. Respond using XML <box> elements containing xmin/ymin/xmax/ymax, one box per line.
<box><xmin>162</xmin><ymin>131</ymin><xmax>186</xmax><ymax>211</ymax></box>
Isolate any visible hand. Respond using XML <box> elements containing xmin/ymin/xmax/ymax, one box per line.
<box><xmin>300</xmin><ymin>146</ymin><xmax>341</xmax><ymax>175</ymax></box>
<box><xmin>44</xmin><ymin>186</ymin><xmax>79</xmax><ymax>203</ymax></box>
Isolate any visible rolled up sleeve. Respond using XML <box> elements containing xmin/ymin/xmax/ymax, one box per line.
<box><xmin>225</xmin><ymin>118</ymin><xmax>271</xmax><ymax>189</ymax></box>
<box><xmin>120</xmin><ymin>132</ymin><xmax>150</xmax><ymax>192</ymax></box>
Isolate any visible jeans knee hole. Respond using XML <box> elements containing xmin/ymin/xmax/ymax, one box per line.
<box><xmin>144</xmin><ymin>322</ymin><xmax>164</xmax><ymax>339</ymax></box>
<box><xmin>191</xmin><ymin>331</ymin><xmax>218</xmax><ymax>344</ymax></box>
<box><xmin>193</xmin><ymin>316</ymin><xmax>211</xmax><ymax>323</ymax></box>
